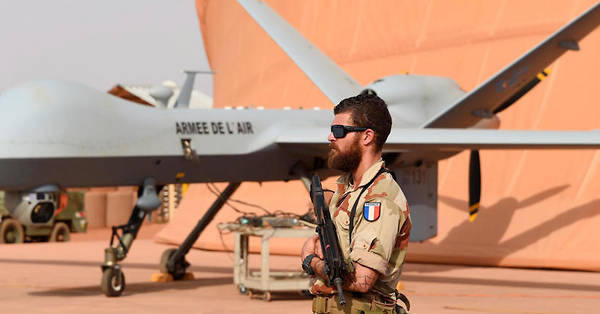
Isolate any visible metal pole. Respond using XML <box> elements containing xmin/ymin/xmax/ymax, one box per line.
<box><xmin>168</xmin><ymin>182</ymin><xmax>241</xmax><ymax>270</ymax></box>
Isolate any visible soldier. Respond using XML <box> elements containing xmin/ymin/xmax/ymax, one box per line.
<box><xmin>301</xmin><ymin>93</ymin><xmax>411</xmax><ymax>313</ymax></box>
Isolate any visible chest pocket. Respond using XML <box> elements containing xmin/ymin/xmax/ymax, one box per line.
<box><xmin>335</xmin><ymin>208</ymin><xmax>351</xmax><ymax>231</ymax></box>
<box><xmin>349</xmin><ymin>167</ymin><xmax>389</xmax><ymax>245</ymax></box>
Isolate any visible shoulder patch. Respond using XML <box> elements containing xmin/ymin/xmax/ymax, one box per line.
<box><xmin>363</xmin><ymin>202</ymin><xmax>381</xmax><ymax>222</ymax></box>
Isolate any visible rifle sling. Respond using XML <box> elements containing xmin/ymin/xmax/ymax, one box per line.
<box><xmin>348</xmin><ymin>167</ymin><xmax>390</xmax><ymax>246</ymax></box>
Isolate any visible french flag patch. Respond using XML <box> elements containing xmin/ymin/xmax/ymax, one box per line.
<box><xmin>363</xmin><ymin>202</ymin><xmax>381</xmax><ymax>222</ymax></box>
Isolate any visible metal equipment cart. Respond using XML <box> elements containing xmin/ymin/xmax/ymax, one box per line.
<box><xmin>220</xmin><ymin>223</ymin><xmax>315</xmax><ymax>301</ymax></box>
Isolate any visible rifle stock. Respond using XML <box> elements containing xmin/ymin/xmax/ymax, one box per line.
<box><xmin>310</xmin><ymin>175</ymin><xmax>346</xmax><ymax>306</ymax></box>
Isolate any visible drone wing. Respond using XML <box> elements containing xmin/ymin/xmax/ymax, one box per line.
<box><xmin>277</xmin><ymin>127</ymin><xmax>600</xmax><ymax>153</ymax></box>
<box><xmin>421</xmin><ymin>2</ymin><xmax>600</xmax><ymax>128</ymax></box>
<box><xmin>238</xmin><ymin>0</ymin><xmax>364</xmax><ymax>105</ymax></box>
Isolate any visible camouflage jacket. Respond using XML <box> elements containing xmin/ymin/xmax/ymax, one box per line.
<box><xmin>329</xmin><ymin>159</ymin><xmax>411</xmax><ymax>297</ymax></box>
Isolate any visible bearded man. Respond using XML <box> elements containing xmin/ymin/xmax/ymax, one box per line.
<box><xmin>301</xmin><ymin>93</ymin><xmax>411</xmax><ymax>314</ymax></box>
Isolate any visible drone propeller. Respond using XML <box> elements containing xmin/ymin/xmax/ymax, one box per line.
<box><xmin>467</xmin><ymin>69</ymin><xmax>550</xmax><ymax>222</ymax></box>
<box><xmin>468</xmin><ymin>150</ymin><xmax>481</xmax><ymax>222</ymax></box>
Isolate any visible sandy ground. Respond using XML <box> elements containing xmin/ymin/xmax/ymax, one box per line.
<box><xmin>0</xmin><ymin>225</ymin><xmax>599</xmax><ymax>313</ymax></box>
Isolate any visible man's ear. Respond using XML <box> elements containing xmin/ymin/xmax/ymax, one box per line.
<box><xmin>363</xmin><ymin>129</ymin><xmax>376</xmax><ymax>146</ymax></box>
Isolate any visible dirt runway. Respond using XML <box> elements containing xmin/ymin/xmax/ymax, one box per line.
<box><xmin>0</xmin><ymin>227</ymin><xmax>599</xmax><ymax>313</ymax></box>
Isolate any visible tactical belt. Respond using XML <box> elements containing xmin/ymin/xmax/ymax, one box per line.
<box><xmin>351</xmin><ymin>291</ymin><xmax>395</xmax><ymax>305</ymax></box>
<box><xmin>312</xmin><ymin>292</ymin><xmax>396</xmax><ymax>313</ymax></box>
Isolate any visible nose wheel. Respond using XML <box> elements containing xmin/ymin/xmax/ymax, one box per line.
<box><xmin>99</xmin><ymin>178</ymin><xmax>160</xmax><ymax>297</ymax></box>
<box><xmin>101</xmin><ymin>266</ymin><xmax>126</xmax><ymax>297</ymax></box>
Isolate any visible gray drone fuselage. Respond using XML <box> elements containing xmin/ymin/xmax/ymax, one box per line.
<box><xmin>0</xmin><ymin>76</ymin><xmax>467</xmax><ymax>191</ymax></box>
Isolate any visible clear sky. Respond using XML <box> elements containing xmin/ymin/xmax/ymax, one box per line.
<box><xmin>0</xmin><ymin>0</ymin><xmax>212</xmax><ymax>95</ymax></box>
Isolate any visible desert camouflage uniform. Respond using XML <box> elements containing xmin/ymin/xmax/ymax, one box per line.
<box><xmin>312</xmin><ymin>160</ymin><xmax>411</xmax><ymax>313</ymax></box>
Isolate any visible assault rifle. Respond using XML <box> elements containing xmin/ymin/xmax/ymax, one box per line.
<box><xmin>310</xmin><ymin>175</ymin><xmax>346</xmax><ymax>305</ymax></box>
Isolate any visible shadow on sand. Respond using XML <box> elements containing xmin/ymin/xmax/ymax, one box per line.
<box><xmin>28</xmin><ymin>275</ymin><xmax>311</xmax><ymax>301</ymax></box>
<box><xmin>400</xmin><ymin>273</ymin><xmax>600</xmax><ymax>292</ymax></box>
<box><xmin>408</xmin><ymin>185</ymin><xmax>600</xmax><ymax>283</ymax></box>
<box><xmin>0</xmin><ymin>258</ymin><xmax>232</xmax><ymax>274</ymax></box>
<box><xmin>29</xmin><ymin>276</ymin><xmax>234</xmax><ymax>297</ymax></box>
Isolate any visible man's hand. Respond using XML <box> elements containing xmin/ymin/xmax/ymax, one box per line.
<box><xmin>301</xmin><ymin>235</ymin><xmax>329</xmax><ymax>281</ymax></box>
<box><xmin>301</xmin><ymin>234</ymin><xmax>319</xmax><ymax>260</ymax></box>
<box><xmin>310</xmin><ymin>280</ymin><xmax>336</xmax><ymax>295</ymax></box>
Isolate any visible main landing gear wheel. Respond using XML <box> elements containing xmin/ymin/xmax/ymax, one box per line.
<box><xmin>159</xmin><ymin>248</ymin><xmax>188</xmax><ymax>280</ymax></box>
<box><xmin>0</xmin><ymin>218</ymin><xmax>24</xmax><ymax>244</ymax></box>
<box><xmin>101</xmin><ymin>267</ymin><xmax>126</xmax><ymax>297</ymax></box>
<box><xmin>49</xmin><ymin>222</ymin><xmax>70</xmax><ymax>242</ymax></box>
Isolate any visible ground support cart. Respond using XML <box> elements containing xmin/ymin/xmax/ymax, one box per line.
<box><xmin>221</xmin><ymin>224</ymin><xmax>315</xmax><ymax>301</ymax></box>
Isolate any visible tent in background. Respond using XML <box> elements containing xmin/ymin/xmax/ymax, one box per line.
<box><xmin>156</xmin><ymin>0</ymin><xmax>600</xmax><ymax>271</ymax></box>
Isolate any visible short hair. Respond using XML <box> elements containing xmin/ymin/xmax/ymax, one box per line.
<box><xmin>333</xmin><ymin>93</ymin><xmax>392</xmax><ymax>152</ymax></box>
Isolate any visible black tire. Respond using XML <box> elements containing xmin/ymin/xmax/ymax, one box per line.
<box><xmin>0</xmin><ymin>218</ymin><xmax>24</xmax><ymax>244</ymax></box>
<box><xmin>101</xmin><ymin>267</ymin><xmax>126</xmax><ymax>297</ymax></box>
<box><xmin>49</xmin><ymin>222</ymin><xmax>70</xmax><ymax>242</ymax></box>
<box><xmin>159</xmin><ymin>248</ymin><xmax>178</xmax><ymax>274</ymax></box>
<box><xmin>238</xmin><ymin>284</ymin><xmax>248</xmax><ymax>295</ymax></box>
<box><xmin>159</xmin><ymin>248</ymin><xmax>188</xmax><ymax>280</ymax></box>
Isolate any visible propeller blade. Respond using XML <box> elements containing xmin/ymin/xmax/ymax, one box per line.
<box><xmin>493</xmin><ymin>69</ymin><xmax>551</xmax><ymax>114</ymax></box>
<box><xmin>468</xmin><ymin>150</ymin><xmax>481</xmax><ymax>222</ymax></box>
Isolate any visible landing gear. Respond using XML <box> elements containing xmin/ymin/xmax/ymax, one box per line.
<box><xmin>101</xmin><ymin>265</ymin><xmax>126</xmax><ymax>297</ymax></box>
<box><xmin>159</xmin><ymin>248</ymin><xmax>189</xmax><ymax>280</ymax></box>
<box><xmin>100</xmin><ymin>178</ymin><xmax>161</xmax><ymax>297</ymax></box>
<box><xmin>100</xmin><ymin>209</ymin><xmax>143</xmax><ymax>297</ymax></box>
<box><xmin>159</xmin><ymin>182</ymin><xmax>240</xmax><ymax>280</ymax></box>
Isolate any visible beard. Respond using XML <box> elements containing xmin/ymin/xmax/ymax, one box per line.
<box><xmin>327</xmin><ymin>137</ymin><xmax>362</xmax><ymax>172</ymax></box>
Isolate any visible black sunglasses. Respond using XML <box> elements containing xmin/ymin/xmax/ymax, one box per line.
<box><xmin>330</xmin><ymin>125</ymin><xmax>368</xmax><ymax>138</ymax></box>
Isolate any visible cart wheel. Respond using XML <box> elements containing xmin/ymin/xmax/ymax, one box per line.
<box><xmin>238</xmin><ymin>284</ymin><xmax>248</xmax><ymax>294</ymax></box>
<box><xmin>101</xmin><ymin>267</ymin><xmax>126</xmax><ymax>297</ymax></box>
<box><xmin>49</xmin><ymin>222</ymin><xmax>70</xmax><ymax>242</ymax></box>
<box><xmin>0</xmin><ymin>218</ymin><xmax>24</xmax><ymax>244</ymax></box>
<box><xmin>263</xmin><ymin>291</ymin><xmax>272</xmax><ymax>302</ymax></box>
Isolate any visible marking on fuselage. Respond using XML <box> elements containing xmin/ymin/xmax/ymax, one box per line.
<box><xmin>175</xmin><ymin>121</ymin><xmax>254</xmax><ymax>135</ymax></box>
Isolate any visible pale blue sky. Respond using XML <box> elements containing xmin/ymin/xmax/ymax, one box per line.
<box><xmin>0</xmin><ymin>0</ymin><xmax>212</xmax><ymax>95</ymax></box>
